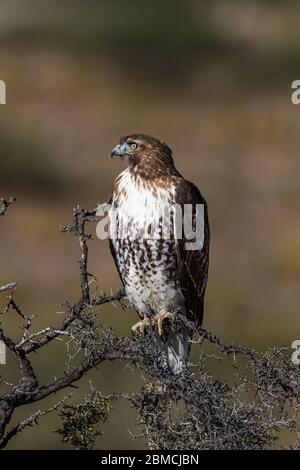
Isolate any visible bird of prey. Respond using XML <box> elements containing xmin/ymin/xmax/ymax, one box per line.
<box><xmin>109</xmin><ymin>134</ymin><xmax>209</xmax><ymax>373</ymax></box>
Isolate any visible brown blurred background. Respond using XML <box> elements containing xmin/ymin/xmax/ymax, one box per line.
<box><xmin>0</xmin><ymin>0</ymin><xmax>300</xmax><ymax>449</ymax></box>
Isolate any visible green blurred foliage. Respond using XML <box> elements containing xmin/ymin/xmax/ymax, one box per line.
<box><xmin>1</xmin><ymin>0</ymin><xmax>300</xmax><ymax>86</ymax></box>
<box><xmin>1</xmin><ymin>1</ymin><xmax>223</xmax><ymax>57</ymax></box>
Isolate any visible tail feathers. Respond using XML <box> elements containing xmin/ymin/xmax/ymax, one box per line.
<box><xmin>166</xmin><ymin>326</ymin><xmax>191</xmax><ymax>374</ymax></box>
<box><xmin>150</xmin><ymin>324</ymin><xmax>192</xmax><ymax>375</ymax></box>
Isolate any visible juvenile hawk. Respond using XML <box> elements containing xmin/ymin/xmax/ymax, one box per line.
<box><xmin>109</xmin><ymin>134</ymin><xmax>209</xmax><ymax>373</ymax></box>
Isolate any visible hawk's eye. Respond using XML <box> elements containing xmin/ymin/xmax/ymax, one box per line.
<box><xmin>130</xmin><ymin>143</ymin><xmax>137</xmax><ymax>150</ymax></box>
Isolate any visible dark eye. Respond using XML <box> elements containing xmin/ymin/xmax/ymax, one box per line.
<box><xmin>130</xmin><ymin>143</ymin><xmax>137</xmax><ymax>150</ymax></box>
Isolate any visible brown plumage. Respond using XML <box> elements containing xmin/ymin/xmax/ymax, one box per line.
<box><xmin>108</xmin><ymin>134</ymin><xmax>210</xmax><ymax>373</ymax></box>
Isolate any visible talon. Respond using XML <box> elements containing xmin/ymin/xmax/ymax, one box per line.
<box><xmin>131</xmin><ymin>317</ymin><xmax>150</xmax><ymax>336</ymax></box>
<box><xmin>153</xmin><ymin>310</ymin><xmax>176</xmax><ymax>336</ymax></box>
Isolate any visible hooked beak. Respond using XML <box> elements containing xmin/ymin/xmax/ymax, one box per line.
<box><xmin>111</xmin><ymin>143</ymin><xmax>128</xmax><ymax>158</ymax></box>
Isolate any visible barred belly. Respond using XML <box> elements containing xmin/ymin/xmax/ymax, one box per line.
<box><xmin>109</xmin><ymin>169</ymin><xmax>184</xmax><ymax>318</ymax></box>
<box><xmin>112</xmin><ymin>237</ymin><xmax>183</xmax><ymax>317</ymax></box>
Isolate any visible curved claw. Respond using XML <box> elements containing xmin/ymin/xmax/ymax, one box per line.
<box><xmin>131</xmin><ymin>317</ymin><xmax>151</xmax><ymax>336</ymax></box>
<box><xmin>153</xmin><ymin>310</ymin><xmax>176</xmax><ymax>336</ymax></box>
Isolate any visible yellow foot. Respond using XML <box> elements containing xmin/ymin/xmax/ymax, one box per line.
<box><xmin>153</xmin><ymin>310</ymin><xmax>176</xmax><ymax>336</ymax></box>
<box><xmin>131</xmin><ymin>317</ymin><xmax>151</xmax><ymax>336</ymax></box>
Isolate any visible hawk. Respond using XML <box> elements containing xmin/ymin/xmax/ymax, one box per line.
<box><xmin>108</xmin><ymin>134</ymin><xmax>209</xmax><ymax>373</ymax></box>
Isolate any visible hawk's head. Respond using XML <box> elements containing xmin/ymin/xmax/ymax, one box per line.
<box><xmin>111</xmin><ymin>134</ymin><xmax>175</xmax><ymax>174</ymax></box>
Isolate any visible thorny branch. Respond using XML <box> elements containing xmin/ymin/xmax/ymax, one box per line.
<box><xmin>0</xmin><ymin>197</ymin><xmax>299</xmax><ymax>450</ymax></box>
<box><xmin>0</xmin><ymin>394</ymin><xmax>71</xmax><ymax>450</ymax></box>
<box><xmin>0</xmin><ymin>283</ymin><xmax>17</xmax><ymax>293</ymax></box>
<box><xmin>0</xmin><ymin>197</ymin><xmax>16</xmax><ymax>217</ymax></box>
<box><xmin>0</xmin><ymin>200</ymin><xmax>126</xmax><ymax>448</ymax></box>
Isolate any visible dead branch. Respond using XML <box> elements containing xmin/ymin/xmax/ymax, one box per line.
<box><xmin>0</xmin><ymin>197</ymin><xmax>299</xmax><ymax>450</ymax></box>
<box><xmin>0</xmin><ymin>197</ymin><xmax>16</xmax><ymax>217</ymax></box>
<box><xmin>0</xmin><ymin>283</ymin><xmax>17</xmax><ymax>293</ymax></box>
<box><xmin>0</xmin><ymin>394</ymin><xmax>71</xmax><ymax>449</ymax></box>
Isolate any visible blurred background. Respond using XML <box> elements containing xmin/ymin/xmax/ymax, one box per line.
<box><xmin>0</xmin><ymin>0</ymin><xmax>300</xmax><ymax>449</ymax></box>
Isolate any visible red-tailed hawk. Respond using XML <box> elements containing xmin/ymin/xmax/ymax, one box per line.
<box><xmin>109</xmin><ymin>134</ymin><xmax>210</xmax><ymax>373</ymax></box>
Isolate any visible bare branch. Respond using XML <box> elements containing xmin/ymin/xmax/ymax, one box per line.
<box><xmin>0</xmin><ymin>197</ymin><xmax>16</xmax><ymax>217</ymax></box>
<box><xmin>0</xmin><ymin>198</ymin><xmax>299</xmax><ymax>451</ymax></box>
<box><xmin>0</xmin><ymin>394</ymin><xmax>71</xmax><ymax>449</ymax></box>
<box><xmin>61</xmin><ymin>206</ymin><xmax>97</xmax><ymax>303</ymax></box>
<box><xmin>0</xmin><ymin>283</ymin><xmax>17</xmax><ymax>293</ymax></box>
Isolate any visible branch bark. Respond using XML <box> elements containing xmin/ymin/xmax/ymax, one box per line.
<box><xmin>1</xmin><ymin>197</ymin><xmax>297</xmax><ymax>451</ymax></box>
<box><xmin>0</xmin><ymin>200</ymin><xmax>129</xmax><ymax>447</ymax></box>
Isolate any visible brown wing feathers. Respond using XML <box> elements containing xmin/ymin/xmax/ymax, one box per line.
<box><xmin>175</xmin><ymin>180</ymin><xmax>210</xmax><ymax>326</ymax></box>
